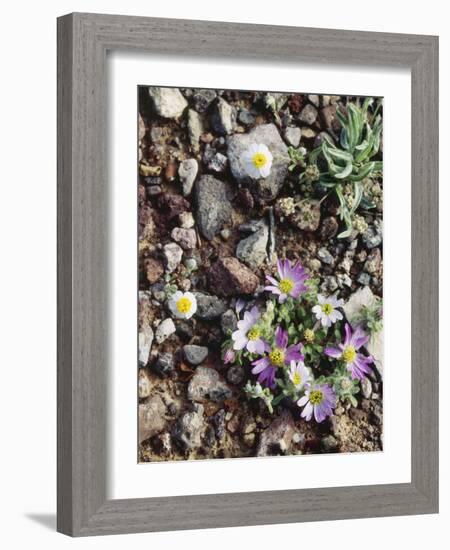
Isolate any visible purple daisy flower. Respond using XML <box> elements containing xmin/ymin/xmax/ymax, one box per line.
<box><xmin>325</xmin><ymin>323</ymin><xmax>374</xmax><ymax>380</ymax></box>
<box><xmin>231</xmin><ymin>305</ymin><xmax>266</xmax><ymax>354</ymax></box>
<box><xmin>264</xmin><ymin>258</ymin><xmax>309</xmax><ymax>303</ymax></box>
<box><xmin>251</xmin><ymin>326</ymin><xmax>303</xmax><ymax>388</ymax></box>
<box><xmin>297</xmin><ymin>383</ymin><xmax>336</xmax><ymax>423</ymax></box>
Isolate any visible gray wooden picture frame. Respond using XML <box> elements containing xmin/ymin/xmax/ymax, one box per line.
<box><xmin>57</xmin><ymin>12</ymin><xmax>439</xmax><ymax>537</ymax></box>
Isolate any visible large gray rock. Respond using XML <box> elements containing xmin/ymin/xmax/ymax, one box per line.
<box><xmin>183</xmin><ymin>344</ymin><xmax>208</xmax><ymax>366</ymax></box>
<box><xmin>192</xmin><ymin>89</ymin><xmax>217</xmax><ymax>113</ymax></box>
<box><xmin>139</xmin><ymin>395</ymin><xmax>167</xmax><ymax>443</ymax></box>
<box><xmin>210</xmin><ymin>97</ymin><xmax>235</xmax><ymax>135</ymax></box>
<box><xmin>148</xmin><ymin>87</ymin><xmax>187</xmax><ymax>119</ymax></box>
<box><xmin>236</xmin><ymin>219</ymin><xmax>269</xmax><ymax>269</ymax></box>
<box><xmin>187</xmin><ymin>367</ymin><xmax>232</xmax><ymax>403</ymax></box>
<box><xmin>194</xmin><ymin>175</ymin><xmax>233</xmax><ymax>240</ymax></box>
<box><xmin>172</xmin><ymin>404</ymin><xmax>205</xmax><ymax>450</ymax></box>
<box><xmin>194</xmin><ymin>292</ymin><xmax>227</xmax><ymax>320</ymax></box>
<box><xmin>227</xmin><ymin>123</ymin><xmax>289</xmax><ymax>201</ymax></box>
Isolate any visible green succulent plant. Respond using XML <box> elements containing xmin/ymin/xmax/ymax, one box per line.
<box><xmin>309</xmin><ymin>97</ymin><xmax>383</xmax><ymax>238</ymax></box>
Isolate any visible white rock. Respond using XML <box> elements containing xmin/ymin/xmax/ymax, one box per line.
<box><xmin>155</xmin><ymin>318</ymin><xmax>176</xmax><ymax>344</ymax></box>
<box><xmin>163</xmin><ymin>242</ymin><xmax>183</xmax><ymax>273</ymax></box>
<box><xmin>284</xmin><ymin>126</ymin><xmax>301</xmax><ymax>147</ymax></box>
<box><xmin>361</xmin><ymin>376</ymin><xmax>372</xmax><ymax>399</ymax></box>
<box><xmin>148</xmin><ymin>87</ymin><xmax>187</xmax><ymax>119</ymax></box>
<box><xmin>178</xmin><ymin>159</ymin><xmax>198</xmax><ymax>196</ymax></box>
<box><xmin>138</xmin><ymin>369</ymin><xmax>152</xmax><ymax>398</ymax></box>
<box><xmin>187</xmin><ymin>109</ymin><xmax>204</xmax><ymax>151</ymax></box>
<box><xmin>138</xmin><ymin>325</ymin><xmax>153</xmax><ymax>365</ymax></box>
<box><xmin>178</xmin><ymin>211</ymin><xmax>195</xmax><ymax>229</ymax></box>
<box><xmin>343</xmin><ymin>286</ymin><xmax>376</xmax><ymax>322</ymax></box>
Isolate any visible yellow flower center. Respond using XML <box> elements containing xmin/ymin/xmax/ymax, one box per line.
<box><xmin>252</xmin><ymin>152</ymin><xmax>268</xmax><ymax>169</ymax></box>
<box><xmin>269</xmin><ymin>348</ymin><xmax>285</xmax><ymax>367</ymax></box>
<box><xmin>176</xmin><ymin>296</ymin><xmax>192</xmax><ymax>314</ymax></box>
<box><xmin>309</xmin><ymin>390</ymin><xmax>324</xmax><ymax>405</ymax></box>
<box><xmin>342</xmin><ymin>345</ymin><xmax>356</xmax><ymax>363</ymax></box>
<box><xmin>304</xmin><ymin>329</ymin><xmax>315</xmax><ymax>343</ymax></box>
<box><xmin>321</xmin><ymin>303</ymin><xmax>334</xmax><ymax>315</ymax></box>
<box><xmin>279</xmin><ymin>278</ymin><xmax>294</xmax><ymax>294</ymax></box>
<box><xmin>247</xmin><ymin>326</ymin><xmax>261</xmax><ymax>341</ymax></box>
<box><xmin>292</xmin><ymin>372</ymin><xmax>301</xmax><ymax>386</ymax></box>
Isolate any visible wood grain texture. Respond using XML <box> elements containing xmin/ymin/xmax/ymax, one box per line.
<box><xmin>57</xmin><ymin>12</ymin><xmax>439</xmax><ymax>536</ymax></box>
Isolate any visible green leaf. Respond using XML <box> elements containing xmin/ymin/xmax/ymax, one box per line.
<box><xmin>271</xmin><ymin>394</ymin><xmax>285</xmax><ymax>406</ymax></box>
<box><xmin>333</xmin><ymin>161</ymin><xmax>354</xmax><ymax>180</ymax></box>
<box><xmin>336</xmin><ymin>108</ymin><xmax>348</xmax><ymax>127</ymax></box>
<box><xmin>350</xmin><ymin>181</ymin><xmax>364</xmax><ymax>214</ymax></box>
<box><xmin>326</xmin><ymin>145</ymin><xmax>354</xmax><ymax>163</ymax></box>
<box><xmin>346</xmin><ymin>162</ymin><xmax>375</xmax><ymax>182</ymax></box>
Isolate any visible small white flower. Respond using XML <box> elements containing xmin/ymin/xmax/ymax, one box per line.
<box><xmin>241</xmin><ymin>143</ymin><xmax>273</xmax><ymax>179</ymax></box>
<box><xmin>168</xmin><ymin>290</ymin><xmax>197</xmax><ymax>319</ymax></box>
<box><xmin>289</xmin><ymin>360</ymin><xmax>312</xmax><ymax>390</ymax></box>
<box><xmin>312</xmin><ymin>294</ymin><xmax>344</xmax><ymax>328</ymax></box>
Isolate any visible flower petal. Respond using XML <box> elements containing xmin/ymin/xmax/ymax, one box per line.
<box><xmin>351</xmin><ymin>325</ymin><xmax>369</xmax><ymax>349</ymax></box>
<box><xmin>275</xmin><ymin>326</ymin><xmax>288</xmax><ymax>349</ymax></box>
<box><xmin>301</xmin><ymin>401</ymin><xmax>313</xmax><ymax>421</ymax></box>
<box><xmin>251</xmin><ymin>357</ymin><xmax>270</xmax><ymax>373</ymax></box>
<box><xmin>344</xmin><ymin>323</ymin><xmax>352</xmax><ymax>346</ymax></box>
<box><xmin>324</xmin><ymin>346</ymin><xmax>342</xmax><ymax>359</ymax></box>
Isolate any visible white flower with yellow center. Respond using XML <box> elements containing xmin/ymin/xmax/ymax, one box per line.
<box><xmin>241</xmin><ymin>143</ymin><xmax>273</xmax><ymax>179</ymax></box>
<box><xmin>312</xmin><ymin>294</ymin><xmax>344</xmax><ymax>328</ymax></box>
<box><xmin>289</xmin><ymin>360</ymin><xmax>312</xmax><ymax>390</ymax></box>
<box><xmin>168</xmin><ymin>290</ymin><xmax>197</xmax><ymax>319</ymax></box>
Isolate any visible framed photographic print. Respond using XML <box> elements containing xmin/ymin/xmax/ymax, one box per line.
<box><xmin>57</xmin><ymin>13</ymin><xmax>438</xmax><ymax>536</ymax></box>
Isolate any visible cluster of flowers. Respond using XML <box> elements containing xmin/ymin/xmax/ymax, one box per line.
<box><xmin>223</xmin><ymin>258</ymin><xmax>374</xmax><ymax>423</ymax></box>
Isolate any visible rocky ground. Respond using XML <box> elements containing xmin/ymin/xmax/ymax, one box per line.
<box><xmin>138</xmin><ymin>86</ymin><xmax>383</xmax><ymax>461</ymax></box>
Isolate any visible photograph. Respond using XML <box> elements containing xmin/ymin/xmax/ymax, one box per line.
<box><xmin>138</xmin><ymin>86</ymin><xmax>383</xmax><ymax>461</ymax></box>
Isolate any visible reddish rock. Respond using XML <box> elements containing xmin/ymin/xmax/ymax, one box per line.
<box><xmin>157</xmin><ymin>193</ymin><xmax>190</xmax><ymax>220</ymax></box>
<box><xmin>138</xmin><ymin>183</ymin><xmax>146</xmax><ymax>205</ymax></box>
<box><xmin>236</xmin><ymin>187</ymin><xmax>255</xmax><ymax>210</ymax></box>
<box><xmin>164</xmin><ymin>162</ymin><xmax>178</xmax><ymax>182</ymax></box>
<box><xmin>171</xmin><ymin>227</ymin><xmax>197</xmax><ymax>250</ymax></box>
<box><xmin>139</xmin><ymin>205</ymin><xmax>156</xmax><ymax>240</ymax></box>
<box><xmin>208</xmin><ymin>257</ymin><xmax>259</xmax><ymax>296</ymax></box>
<box><xmin>321</xmin><ymin>105</ymin><xmax>344</xmax><ymax>131</ymax></box>
<box><xmin>145</xmin><ymin>257</ymin><xmax>164</xmax><ymax>284</ymax></box>
<box><xmin>287</xmin><ymin>94</ymin><xmax>304</xmax><ymax>114</ymax></box>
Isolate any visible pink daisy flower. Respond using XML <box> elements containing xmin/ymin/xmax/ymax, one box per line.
<box><xmin>264</xmin><ymin>258</ymin><xmax>309</xmax><ymax>303</ymax></box>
